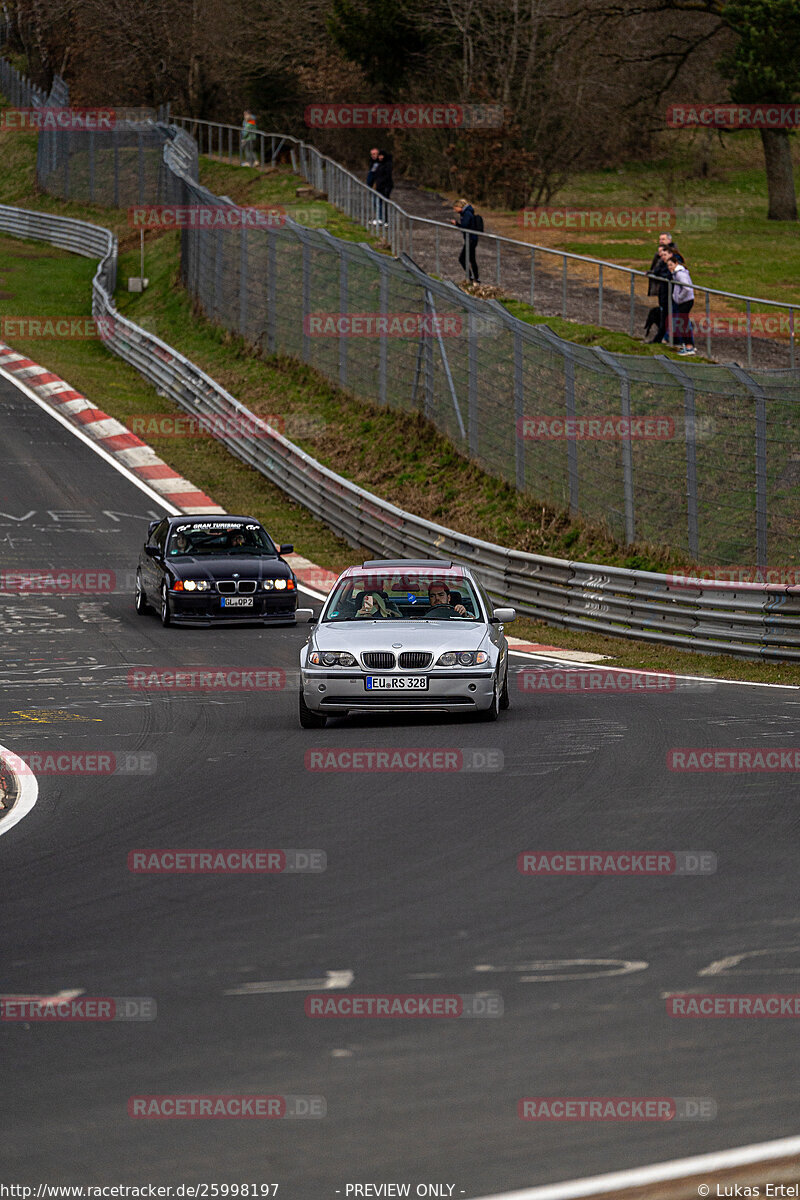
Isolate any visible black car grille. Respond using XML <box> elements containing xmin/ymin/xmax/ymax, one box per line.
<box><xmin>398</xmin><ymin>651</ymin><xmax>432</xmax><ymax>668</ymax></box>
<box><xmin>362</xmin><ymin>651</ymin><xmax>396</xmax><ymax>669</ymax></box>
<box><xmin>217</xmin><ymin>579</ymin><xmax>257</xmax><ymax>595</ymax></box>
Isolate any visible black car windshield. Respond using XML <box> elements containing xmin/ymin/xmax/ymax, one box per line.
<box><xmin>167</xmin><ymin>522</ymin><xmax>277</xmax><ymax>556</ymax></box>
<box><xmin>323</xmin><ymin>572</ymin><xmax>482</xmax><ymax>621</ymax></box>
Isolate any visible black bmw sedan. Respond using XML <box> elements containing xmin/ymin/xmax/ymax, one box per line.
<box><xmin>135</xmin><ymin>514</ymin><xmax>299</xmax><ymax>626</ymax></box>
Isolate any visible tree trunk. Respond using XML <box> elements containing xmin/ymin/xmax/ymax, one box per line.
<box><xmin>760</xmin><ymin>128</ymin><xmax>798</xmax><ymax>221</ymax></box>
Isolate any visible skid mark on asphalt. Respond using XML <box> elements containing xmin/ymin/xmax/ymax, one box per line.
<box><xmin>502</xmin><ymin>718</ymin><xmax>627</xmax><ymax>777</ymax></box>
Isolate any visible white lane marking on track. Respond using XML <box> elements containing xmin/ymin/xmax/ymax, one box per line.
<box><xmin>508</xmin><ymin>647</ymin><xmax>800</xmax><ymax>690</ymax></box>
<box><xmin>0</xmin><ymin>744</ymin><xmax>39</xmax><ymax>838</ymax></box>
<box><xmin>0</xmin><ymin>989</ymin><xmax>84</xmax><ymax>1002</ymax></box>
<box><xmin>0</xmin><ymin>364</ymin><xmax>182</xmax><ymax>516</ymax></box>
<box><xmin>224</xmin><ymin>969</ymin><xmax>354</xmax><ymax>995</ymax></box>
<box><xmin>469</xmin><ymin>1134</ymin><xmax>800</xmax><ymax>1199</ymax></box>
<box><xmin>698</xmin><ymin>946</ymin><xmax>800</xmax><ymax>976</ymax></box>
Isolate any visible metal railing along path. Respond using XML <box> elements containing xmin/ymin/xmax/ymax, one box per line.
<box><xmin>1</xmin><ymin>200</ymin><xmax>800</xmax><ymax>660</ymax></box>
<box><xmin>172</xmin><ymin>115</ymin><xmax>799</xmax><ymax>371</ymax></box>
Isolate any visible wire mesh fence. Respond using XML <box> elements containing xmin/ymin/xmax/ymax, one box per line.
<box><xmin>2</xmin><ymin>61</ymin><xmax>800</xmax><ymax>570</ymax></box>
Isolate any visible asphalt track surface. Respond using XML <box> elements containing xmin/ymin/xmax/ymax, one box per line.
<box><xmin>1</xmin><ymin>369</ymin><xmax>799</xmax><ymax>1198</ymax></box>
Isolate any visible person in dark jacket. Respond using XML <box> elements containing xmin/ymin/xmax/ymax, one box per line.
<box><xmin>648</xmin><ymin>245</ymin><xmax>672</xmax><ymax>342</ymax></box>
<box><xmin>648</xmin><ymin>232</ymin><xmax>673</xmax><ymax>295</ymax></box>
<box><xmin>452</xmin><ymin>199</ymin><xmax>480</xmax><ymax>283</ymax></box>
<box><xmin>372</xmin><ymin>149</ymin><xmax>393</xmax><ymax>224</ymax></box>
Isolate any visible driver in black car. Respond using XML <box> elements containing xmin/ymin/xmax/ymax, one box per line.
<box><xmin>427</xmin><ymin>581</ymin><xmax>467</xmax><ymax>616</ymax></box>
<box><xmin>228</xmin><ymin>530</ymin><xmax>247</xmax><ymax>549</ymax></box>
<box><xmin>170</xmin><ymin>532</ymin><xmax>191</xmax><ymax>555</ymax></box>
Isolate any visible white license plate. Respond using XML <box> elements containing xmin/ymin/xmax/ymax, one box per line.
<box><xmin>221</xmin><ymin>596</ymin><xmax>254</xmax><ymax>608</ymax></box>
<box><xmin>365</xmin><ymin>676</ymin><xmax>428</xmax><ymax>690</ymax></box>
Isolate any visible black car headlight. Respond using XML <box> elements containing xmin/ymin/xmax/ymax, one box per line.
<box><xmin>183</xmin><ymin>580</ymin><xmax>211</xmax><ymax>592</ymax></box>
<box><xmin>436</xmin><ymin>650</ymin><xmax>490</xmax><ymax>667</ymax></box>
<box><xmin>262</xmin><ymin>580</ymin><xmax>274</xmax><ymax>590</ymax></box>
<box><xmin>308</xmin><ymin>650</ymin><xmax>357</xmax><ymax>667</ymax></box>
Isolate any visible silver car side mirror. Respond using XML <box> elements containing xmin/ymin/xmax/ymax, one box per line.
<box><xmin>491</xmin><ymin>607</ymin><xmax>516</xmax><ymax>623</ymax></box>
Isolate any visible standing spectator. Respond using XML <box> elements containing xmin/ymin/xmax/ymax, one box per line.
<box><xmin>452</xmin><ymin>199</ymin><xmax>480</xmax><ymax>284</ymax></box>
<box><xmin>666</xmin><ymin>255</ymin><xmax>696</xmax><ymax>354</ymax></box>
<box><xmin>648</xmin><ymin>232</ymin><xmax>673</xmax><ymax>295</ymax></box>
<box><xmin>366</xmin><ymin>147</ymin><xmax>380</xmax><ymax>223</ymax></box>
<box><xmin>372</xmin><ymin>149</ymin><xmax>393</xmax><ymax>225</ymax></box>
<box><xmin>647</xmin><ymin>245</ymin><xmax>672</xmax><ymax>343</ymax></box>
<box><xmin>240</xmin><ymin>110</ymin><xmax>257</xmax><ymax>167</ymax></box>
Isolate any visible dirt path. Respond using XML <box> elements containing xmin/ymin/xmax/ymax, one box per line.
<box><xmin>389</xmin><ymin>179</ymin><xmax>792</xmax><ymax>372</ymax></box>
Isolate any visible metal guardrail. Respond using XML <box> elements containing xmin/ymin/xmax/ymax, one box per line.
<box><xmin>1</xmin><ymin>200</ymin><xmax>800</xmax><ymax>660</ymax></box>
<box><xmin>173</xmin><ymin>115</ymin><xmax>799</xmax><ymax>371</ymax></box>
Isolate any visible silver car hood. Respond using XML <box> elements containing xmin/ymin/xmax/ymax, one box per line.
<box><xmin>312</xmin><ymin>620</ymin><xmax>487</xmax><ymax>654</ymax></box>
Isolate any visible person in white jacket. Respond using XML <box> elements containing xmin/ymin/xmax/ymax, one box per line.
<box><xmin>666</xmin><ymin>256</ymin><xmax>696</xmax><ymax>354</ymax></box>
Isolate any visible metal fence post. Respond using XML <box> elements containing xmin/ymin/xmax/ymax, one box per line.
<box><xmin>562</xmin><ymin>257</ymin><xmax>567</xmax><ymax>319</ymax></box>
<box><xmin>137</xmin><ymin>133</ymin><xmax>145</xmax><ymax>204</ymax></box>
<box><xmin>598</xmin><ymin>264</ymin><xmax>603</xmax><ymax>327</ymax></box>
<box><xmin>214</xmin><ymin>229</ymin><xmax>224</xmax><ymax>323</ymax></box>
<box><xmin>88</xmin><ymin>131</ymin><xmax>95</xmax><ymax>203</ymax></box>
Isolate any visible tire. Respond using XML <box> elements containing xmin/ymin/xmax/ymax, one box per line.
<box><xmin>160</xmin><ymin>583</ymin><xmax>171</xmax><ymax>628</ymax></box>
<box><xmin>478</xmin><ymin>675</ymin><xmax>500</xmax><ymax>722</ymax></box>
<box><xmin>299</xmin><ymin>690</ymin><xmax>327</xmax><ymax>729</ymax></box>
<box><xmin>135</xmin><ymin>570</ymin><xmax>150</xmax><ymax>615</ymax></box>
<box><xmin>499</xmin><ymin>666</ymin><xmax>510</xmax><ymax>710</ymax></box>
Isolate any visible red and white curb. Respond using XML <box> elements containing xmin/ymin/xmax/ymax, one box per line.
<box><xmin>0</xmin><ymin>342</ymin><xmax>223</xmax><ymax>514</ymax></box>
<box><xmin>0</xmin><ymin>744</ymin><xmax>38</xmax><ymax>838</ymax></box>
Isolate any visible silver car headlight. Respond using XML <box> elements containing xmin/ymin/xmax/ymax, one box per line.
<box><xmin>183</xmin><ymin>579</ymin><xmax>210</xmax><ymax>592</ymax></box>
<box><xmin>308</xmin><ymin>650</ymin><xmax>357</xmax><ymax>667</ymax></box>
<box><xmin>437</xmin><ymin>650</ymin><xmax>490</xmax><ymax>667</ymax></box>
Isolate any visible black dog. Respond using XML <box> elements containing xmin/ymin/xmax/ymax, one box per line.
<box><xmin>644</xmin><ymin>306</ymin><xmax>661</xmax><ymax>336</ymax></box>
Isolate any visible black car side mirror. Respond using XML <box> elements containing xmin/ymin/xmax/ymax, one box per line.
<box><xmin>145</xmin><ymin>545</ymin><xmax>162</xmax><ymax>559</ymax></box>
<box><xmin>279</xmin><ymin>543</ymin><xmax>294</xmax><ymax>555</ymax></box>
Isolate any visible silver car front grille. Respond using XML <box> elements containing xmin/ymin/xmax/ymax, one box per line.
<box><xmin>362</xmin><ymin>651</ymin><xmax>396</xmax><ymax>669</ymax></box>
<box><xmin>398</xmin><ymin>651</ymin><xmax>432</xmax><ymax>668</ymax></box>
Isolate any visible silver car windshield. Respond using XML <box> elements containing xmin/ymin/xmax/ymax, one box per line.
<box><xmin>323</xmin><ymin>573</ymin><xmax>482</xmax><ymax>622</ymax></box>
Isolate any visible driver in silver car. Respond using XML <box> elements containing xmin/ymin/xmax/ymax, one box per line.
<box><xmin>427</xmin><ymin>581</ymin><xmax>468</xmax><ymax>616</ymax></box>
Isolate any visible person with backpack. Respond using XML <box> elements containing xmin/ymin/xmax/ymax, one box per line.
<box><xmin>452</xmin><ymin>199</ymin><xmax>481</xmax><ymax>284</ymax></box>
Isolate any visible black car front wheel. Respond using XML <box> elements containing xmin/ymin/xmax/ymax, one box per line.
<box><xmin>299</xmin><ymin>690</ymin><xmax>327</xmax><ymax>728</ymax></box>
<box><xmin>160</xmin><ymin>583</ymin><xmax>172</xmax><ymax>627</ymax></box>
<box><xmin>135</xmin><ymin>570</ymin><xmax>150</xmax><ymax>615</ymax></box>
